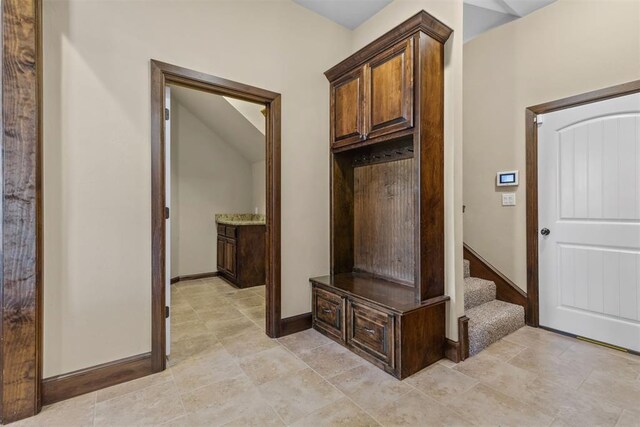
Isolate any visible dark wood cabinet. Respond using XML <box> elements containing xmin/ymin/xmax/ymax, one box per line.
<box><xmin>311</xmin><ymin>275</ymin><xmax>448</xmax><ymax>379</ymax></box>
<box><xmin>331</xmin><ymin>68</ymin><xmax>366</xmax><ymax>148</ymax></box>
<box><xmin>217</xmin><ymin>238</ymin><xmax>225</xmax><ymax>271</ymax></box>
<box><xmin>347</xmin><ymin>299</ymin><xmax>395</xmax><ymax>368</ymax></box>
<box><xmin>366</xmin><ymin>37</ymin><xmax>414</xmax><ymax>140</ymax></box>
<box><xmin>216</xmin><ymin>223</ymin><xmax>265</xmax><ymax>288</ymax></box>
<box><xmin>312</xmin><ymin>288</ymin><xmax>345</xmax><ymax>341</ymax></box>
<box><xmin>314</xmin><ymin>11</ymin><xmax>453</xmax><ymax>379</ymax></box>
<box><xmin>223</xmin><ymin>239</ymin><xmax>236</xmax><ymax>277</ymax></box>
<box><xmin>329</xmin><ymin>38</ymin><xmax>414</xmax><ymax>149</ymax></box>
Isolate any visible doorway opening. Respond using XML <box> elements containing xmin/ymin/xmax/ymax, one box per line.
<box><xmin>150</xmin><ymin>60</ymin><xmax>282</xmax><ymax>372</ymax></box>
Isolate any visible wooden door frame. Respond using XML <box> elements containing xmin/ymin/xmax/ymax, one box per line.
<box><xmin>526</xmin><ymin>79</ymin><xmax>640</xmax><ymax>327</ymax></box>
<box><xmin>150</xmin><ymin>60</ymin><xmax>282</xmax><ymax>372</ymax></box>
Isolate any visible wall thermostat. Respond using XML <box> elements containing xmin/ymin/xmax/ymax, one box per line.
<box><xmin>497</xmin><ymin>170</ymin><xmax>519</xmax><ymax>187</ymax></box>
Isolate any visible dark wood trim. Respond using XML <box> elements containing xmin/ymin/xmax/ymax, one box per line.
<box><xmin>156</xmin><ymin>60</ymin><xmax>279</xmax><ymax>104</ymax></box>
<box><xmin>463</xmin><ymin>243</ymin><xmax>527</xmax><ymax>319</ymax></box>
<box><xmin>444</xmin><ymin>315</ymin><xmax>469</xmax><ymax>363</ymax></box>
<box><xmin>525</xmin><ymin>79</ymin><xmax>640</xmax><ymax>328</ymax></box>
<box><xmin>170</xmin><ymin>271</ymin><xmax>219</xmax><ymax>285</ymax></box>
<box><xmin>279</xmin><ymin>313</ymin><xmax>312</xmax><ymax>337</ymax></box>
<box><xmin>528</xmin><ymin>80</ymin><xmax>640</xmax><ymax>115</ymax></box>
<box><xmin>444</xmin><ymin>339</ymin><xmax>460</xmax><ymax>363</ymax></box>
<box><xmin>150</xmin><ymin>61</ymin><xmax>166</xmax><ymax>373</ymax></box>
<box><xmin>41</xmin><ymin>353</ymin><xmax>152</xmax><ymax>406</ymax></box>
<box><xmin>1</xmin><ymin>0</ymin><xmax>44</xmax><ymax>422</ymax></box>
<box><xmin>417</xmin><ymin>33</ymin><xmax>446</xmax><ymax>301</ymax></box>
<box><xmin>458</xmin><ymin>315</ymin><xmax>469</xmax><ymax>361</ymax></box>
<box><xmin>525</xmin><ymin>108</ymin><xmax>539</xmax><ymax>327</ymax></box>
<box><xmin>324</xmin><ymin>10</ymin><xmax>452</xmax><ymax>82</ymax></box>
<box><xmin>331</xmin><ymin>128</ymin><xmax>415</xmax><ymax>154</ymax></box>
<box><xmin>151</xmin><ymin>60</ymin><xmax>282</xmax><ymax>374</ymax></box>
<box><xmin>265</xmin><ymin>94</ymin><xmax>282</xmax><ymax>338</ymax></box>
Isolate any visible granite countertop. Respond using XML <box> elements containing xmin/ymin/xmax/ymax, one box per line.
<box><xmin>215</xmin><ymin>213</ymin><xmax>266</xmax><ymax>226</ymax></box>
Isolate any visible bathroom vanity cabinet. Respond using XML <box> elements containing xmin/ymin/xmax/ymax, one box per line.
<box><xmin>216</xmin><ymin>223</ymin><xmax>265</xmax><ymax>288</ymax></box>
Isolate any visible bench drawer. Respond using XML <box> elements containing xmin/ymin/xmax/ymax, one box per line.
<box><xmin>347</xmin><ymin>300</ymin><xmax>395</xmax><ymax>368</ymax></box>
<box><xmin>312</xmin><ymin>288</ymin><xmax>344</xmax><ymax>340</ymax></box>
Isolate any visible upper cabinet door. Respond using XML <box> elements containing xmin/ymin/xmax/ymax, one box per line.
<box><xmin>331</xmin><ymin>67</ymin><xmax>366</xmax><ymax>148</ymax></box>
<box><xmin>365</xmin><ymin>38</ymin><xmax>414</xmax><ymax>140</ymax></box>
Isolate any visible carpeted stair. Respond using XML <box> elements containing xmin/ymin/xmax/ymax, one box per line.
<box><xmin>464</xmin><ymin>259</ymin><xmax>525</xmax><ymax>356</ymax></box>
<box><xmin>464</xmin><ymin>277</ymin><xmax>496</xmax><ymax>311</ymax></box>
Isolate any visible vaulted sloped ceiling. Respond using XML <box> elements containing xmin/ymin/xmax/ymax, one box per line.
<box><xmin>464</xmin><ymin>0</ymin><xmax>556</xmax><ymax>42</ymax></box>
<box><xmin>292</xmin><ymin>0</ymin><xmax>556</xmax><ymax>42</ymax></box>
<box><xmin>464</xmin><ymin>3</ymin><xmax>518</xmax><ymax>43</ymax></box>
<box><xmin>223</xmin><ymin>97</ymin><xmax>266</xmax><ymax>136</ymax></box>
<box><xmin>292</xmin><ymin>0</ymin><xmax>393</xmax><ymax>30</ymax></box>
<box><xmin>171</xmin><ymin>86</ymin><xmax>265</xmax><ymax>164</ymax></box>
<box><xmin>465</xmin><ymin>0</ymin><xmax>556</xmax><ymax>17</ymax></box>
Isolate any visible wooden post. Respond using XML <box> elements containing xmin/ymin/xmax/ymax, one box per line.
<box><xmin>1</xmin><ymin>0</ymin><xmax>43</xmax><ymax>422</ymax></box>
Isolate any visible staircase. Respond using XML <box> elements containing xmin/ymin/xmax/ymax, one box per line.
<box><xmin>464</xmin><ymin>259</ymin><xmax>525</xmax><ymax>356</ymax></box>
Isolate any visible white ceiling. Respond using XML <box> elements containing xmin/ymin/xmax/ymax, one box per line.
<box><xmin>223</xmin><ymin>97</ymin><xmax>266</xmax><ymax>136</ymax></box>
<box><xmin>464</xmin><ymin>3</ymin><xmax>518</xmax><ymax>43</ymax></box>
<box><xmin>292</xmin><ymin>0</ymin><xmax>556</xmax><ymax>41</ymax></box>
<box><xmin>464</xmin><ymin>0</ymin><xmax>556</xmax><ymax>42</ymax></box>
<box><xmin>293</xmin><ymin>0</ymin><xmax>392</xmax><ymax>30</ymax></box>
<box><xmin>465</xmin><ymin>0</ymin><xmax>556</xmax><ymax>17</ymax></box>
<box><xmin>171</xmin><ymin>86</ymin><xmax>265</xmax><ymax>164</ymax></box>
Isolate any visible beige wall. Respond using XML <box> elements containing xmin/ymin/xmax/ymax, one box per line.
<box><xmin>171</xmin><ymin>102</ymin><xmax>256</xmax><ymax>278</ymax></box>
<box><xmin>353</xmin><ymin>0</ymin><xmax>464</xmax><ymax>340</ymax></box>
<box><xmin>42</xmin><ymin>0</ymin><xmax>464</xmax><ymax>376</ymax></box>
<box><xmin>464</xmin><ymin>0</ymin><xmax>640</xmax><ymax>291</ymax></box>
<box><xmin>43</xmin><ymin>0</ymin><xmax>351</xmax><ymax>377</ymax></box>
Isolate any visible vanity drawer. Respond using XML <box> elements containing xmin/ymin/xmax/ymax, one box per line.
<box><xmin>312</xmin><ymin>288</ymin><xmax>344</xmax><ymax>340</ymax></box>
<box><xmin>217</xmin><ymin>224</ymin><xmax>226</xmax><ymax>235</ymax></box>
<box><xmin>347</xmin><ymin>300</ymin><xmax>395</xmax><ymax>367</ymax></box>
<box><xmin>225</xmin><ymin>226</ymin><xmax>237</xmax><ymax>238</ymax></box>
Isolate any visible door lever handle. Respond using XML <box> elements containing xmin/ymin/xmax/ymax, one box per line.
<box><xmin>541</xmin><ymin>228</ymin><xmax>550</xmax><ymax>236</ymax></box>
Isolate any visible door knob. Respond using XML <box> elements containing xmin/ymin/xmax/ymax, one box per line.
<box><xmin>540</xmin><ymin>228</ymin><xmax>550</xmax><ymax>236</ymax></box>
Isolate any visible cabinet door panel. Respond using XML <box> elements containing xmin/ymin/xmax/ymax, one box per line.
<box><xmin>331</xmin><ymin>68</ymin><xmax>365</xmax><ymax>148</ymax></box>
<box><xmin>224</xmin><ymin>241</ymin><xmax>236</xmax><ymax>278</ymax></box>
<box><xmin>217</xmin><ymin>237</ymin><xmax>225</xmax><ymax>271</ymax></box>
<box><xmin>366</xmin><ymin>38</ymin><xmax>414</xmax><ymax>139</ymax></box>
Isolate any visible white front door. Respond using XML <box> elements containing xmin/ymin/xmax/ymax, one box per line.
<box><xmin>539</xmin><ymin>92</ymin><xmax>640</xmax><ymax>352</ymax></box>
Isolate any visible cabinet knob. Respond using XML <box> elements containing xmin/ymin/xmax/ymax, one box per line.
<box><xmin>362</xmin><ymin>327</ymin><xmax>375</xmax><ymax>335</ymax></box>
<box><xmin>322</xmin><ymin>308</ymin><xmax>332</xmax><ymax>314</ymax></box>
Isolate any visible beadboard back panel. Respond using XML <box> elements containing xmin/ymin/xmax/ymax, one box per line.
<box><xmin>353</xmin><ymin>158</ymin><xmax>415</xmax><ymax>284</ymax></box>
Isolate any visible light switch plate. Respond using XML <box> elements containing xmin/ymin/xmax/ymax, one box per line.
<box><xmin>502</xmin><ymin>193</ymin><xmax>516</xmax><ymax>206</ymax></box>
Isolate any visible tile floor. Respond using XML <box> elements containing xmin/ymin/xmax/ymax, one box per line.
<box><xmin>14</xmin><ymin>276</ymin><xmax>640</xmax><ymax>426</ymax></box>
